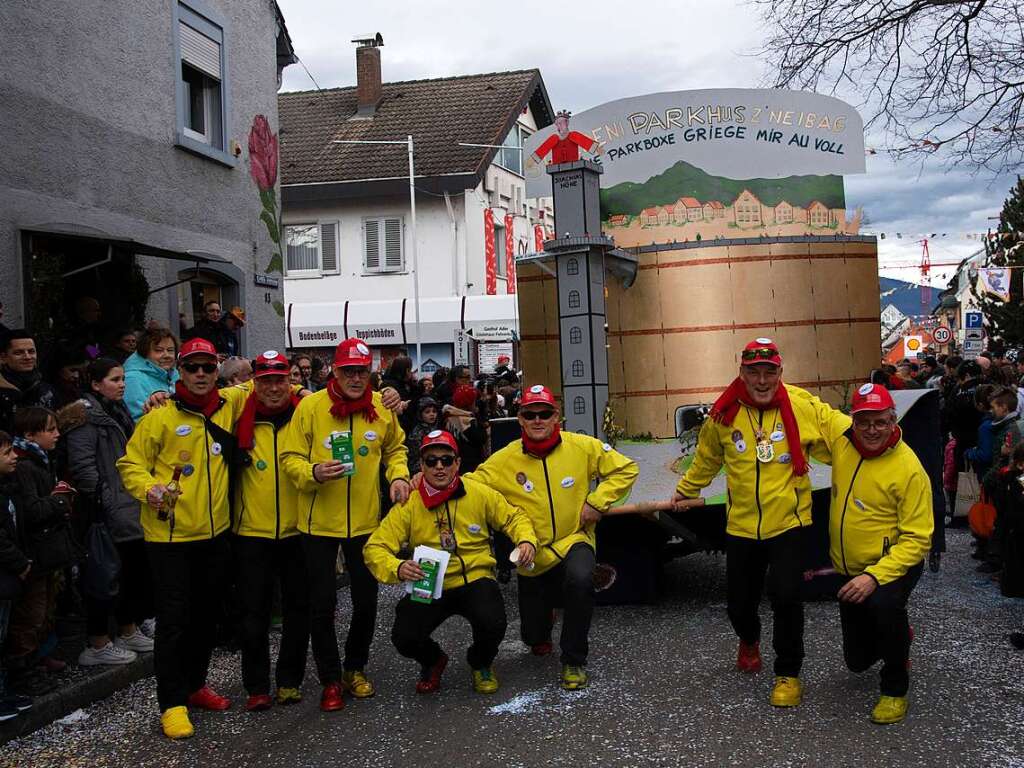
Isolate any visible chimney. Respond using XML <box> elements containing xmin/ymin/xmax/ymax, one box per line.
<box><xmin>352</xmin><ymin>33</ymin><xmax>384</xmax><ymax>117</ymax></box>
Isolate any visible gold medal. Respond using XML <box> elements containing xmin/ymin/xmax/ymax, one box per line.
<box><xmin>756</xmin><ymin>438</ymin><xmax>775</xmax><ymax>463</ymax></box>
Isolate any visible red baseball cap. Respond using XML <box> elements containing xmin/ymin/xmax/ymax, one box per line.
<box><xmin>741</xmin><ymin>338</ymin><xmax>782</xmax><ymax>366</ymax></box>
<box><xmin>520</xmin><ymin>384</ymin><xmax>556</xmax><ymax>409</ymax></box>
<box><xmin>334</xmin><ymin>338</ymin><xmax>372</xmax><ymax>368</ymax></box>
<box><xmin>851</xmin><ymin>383</ymin><xmax>895</xmax><ymax>414</ymax></box>
<box><xmin>253</xmin><ymin>349</ymin><xmax>290</xmax><ymax>378</ymax></box>
<box><xmin>421</xmin><ymin>429</ymin><xmax>459</xmax><ymax>455</ymax></box>
<box><xmin>179</xmin><ymin>338</ymin><xmax>217</xmax><ymax>360</ymax></box>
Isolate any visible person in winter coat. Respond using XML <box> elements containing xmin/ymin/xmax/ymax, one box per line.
<box><xmin>0</xmin><ymin>331</ymin><xmax>56</xmax><ymax>434</ymax></box>
<box><xmin>62</xmin><ymin>358</ymin><xmax>154</xmax><ymax>667</ymax></box>
<box><xmin>123</xmin><ymin>327</ymin><xmax>179</xmax><ymax>422</ymax></box>
<box><xmin>6</xmin><ymin>407</ymin><xmax>74</xmax><ymax>695</ymax></box>
<box><xmin>944</xmin><ymin>360</ymin><xmax>984</xmax><ymax>468</ymax></box>
<box><xmin>819</xmin><ymin>384</ymin><xmax>933</xmax><ymax>725</ymax></box>
<box><xmin>406</xmin><ymin>397</ymin><xmax>440</xmax><ymax>474</ymax></box>
<box><xmin>364</xmin><ymin>430</ymin><xmax>537</xmax><ymax>695</ymax></box>
<box><xmin>382</xmin><ymin>355</ymin><xmax>422</xmax><ymax>434</ymax></box>
<box><xmin>991</xmin><ymin>443</ymin><xmax>1024</xmax><ymax>605</ymax></box>
<box><xmin>444</xmin><ymin>384</ymin><xmax>488</xmax><ymax>474</ymax></box>
<box><xmin>0</xmin><ymin>430</ymin><xmax>34</xmax><ymax>720</ymax></box>
<box><xmin>280</xmin><ymin>338</ymin><xmax>410</xmax><ymax>713</ymax></box>
<box><xmin>465</xmin><ymin>384</ymin><xmax>638</xmax><ymax>691</ymax></box>
<box><xmin>965</xmin><ymin>385</ymin><xmax>996</xmax><ymax>482</ymax></box>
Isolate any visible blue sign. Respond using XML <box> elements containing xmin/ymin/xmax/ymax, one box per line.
<box><xmin>965</xmin><ymin>312</ymin><xmax>983</xmax><ymax>329</ymax></box>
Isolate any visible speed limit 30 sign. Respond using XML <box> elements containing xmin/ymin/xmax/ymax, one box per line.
<box><xmin>933</xmin><ymin>327</ymin><xmax>952</xmax><ymax>344</ymax></box>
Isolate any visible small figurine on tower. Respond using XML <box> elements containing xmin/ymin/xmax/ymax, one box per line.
<box><xmin>527</xmin><ymin>110</ymin><xmax>602</xmax><ymax>169</ymax></box>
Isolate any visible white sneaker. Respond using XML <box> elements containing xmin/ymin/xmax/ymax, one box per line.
<box><xmin>116</xmin><ymin>630</ymin><xmax>154</xmax><ymax>653</ymax></box>
<box><xmin>140</xmin><ymin>618</ymin><xmax>156</xmax><ymax>639</ymax></box>
<box><xmin>78</xmin><ymin>642</ymin><xmax>137</xmax><ymax>667</ymax></box>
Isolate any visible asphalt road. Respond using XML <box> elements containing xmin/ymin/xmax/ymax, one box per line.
<box><xmin>4</xmin><ymin>520</ymin><xmax>1023</xmax><ymax>768</ymax></box>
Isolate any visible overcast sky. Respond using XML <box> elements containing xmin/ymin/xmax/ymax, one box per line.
<box><xmin>278</xmin><ymin>0</ymin><xmax>1019</xmax><ymax>287</ymax></box>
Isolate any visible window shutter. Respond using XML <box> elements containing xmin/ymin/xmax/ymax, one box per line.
<box><xmin>364</xmin><ymin>219</ymin><xmax>381</xmax><ymax>271</ymax></box>
<box><xmin>319</xmin><ymin>222</ymin><xmax>339</xmax><ymax>274</ymax></box>
<box><xmin>383</xmin><ymin>218</ymin><xmax>403</xmax><ymax>271</ymax></box>
<box><xmin>180</xmin><ymin>21</ymin><xmax>221</xmax><ymax>79</ymax></box>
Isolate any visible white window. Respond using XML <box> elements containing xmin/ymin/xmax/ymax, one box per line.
<box><xmin>363</xmin><ymin>216</ymin><xmax>404</xmax><ymax>273</ymax></box>
<box><xmin>495</xmin><ymin>124</ymin><xmax>530</xmax><ymax>176</ymax></box>
<box><xmin>283</xmin><ymin>222</ymin><xmax>339</xmax><ymax>277</ymax></box>
<box><xmin>175</xmin><ymin>2</ymin><xmax>231</xmax><ymax>163</ymax></box>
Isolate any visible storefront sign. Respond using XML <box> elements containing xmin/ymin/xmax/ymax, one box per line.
<box><xmin>454</xmin><ymin>329</ymin><xmax>471</xmax><ymax>366</ymax></box>
<box><xmin>469</xmin><ymin>324</ymin><xmax>516</xmax><ymax>342</ymax></box>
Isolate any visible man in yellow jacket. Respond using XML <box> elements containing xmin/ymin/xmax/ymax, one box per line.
<box><xmin>280</xmin><ymin>338</ymin><xmax>410</xmax><ymax>712</ymax></box>
<box><xmin>672</xmin><ymin>338</ymin><xmax>848</xmax><ymax>708</ymax></box>
<box><xmin>231</xmin><ymin>350</ymin><xmax>309</xmax><ymax>712</ymax></box>
<box><xmin>364</xmin><ymin>429</ymin><xmax>537</xmax><ymax>694</ymax></box>
<box><xmin>117</xmin><ymin>338</ymin><xmax>251</xmax><ymax>739</ymax></box>
<box><xmin>823</xmin><ymin>383</ymin><xmax>933</xmax><ymax>725</ymax></box>
<box><xmin>465</xmin><ymin>384</ymin><xmax>638</xmax><ymax>690</ymax></box>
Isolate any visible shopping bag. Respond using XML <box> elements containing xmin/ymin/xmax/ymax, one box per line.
<box><xmin>954</xmin><ymin>470</ymin><xmax>980</xmax><ymax>519</ymax></box>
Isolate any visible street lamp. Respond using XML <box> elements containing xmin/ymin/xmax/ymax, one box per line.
<box><xmin>332</xmin><ymin>136</ymin><xmax>422</xmax><ymax>368</ymax></box>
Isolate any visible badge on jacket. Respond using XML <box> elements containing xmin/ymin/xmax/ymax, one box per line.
<box><xmin>561</xmin><ymin>476</ymin><xmax>575</xmax><ymax>488</ymax></box>
<box><xmin>175</xmin><ymin>425</ymin><xmax>192</xmax><ymax>437</ymax></box>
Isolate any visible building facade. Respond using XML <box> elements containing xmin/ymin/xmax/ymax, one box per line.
<box><xmin>0</xmin><ymin>0</ymin><xmax>294</xmax><ymax>355</ymax></box>
<box><xmin>279</xmin><ymin>43</ymin><xmax>554</xmax><ymax>371</ymax></box>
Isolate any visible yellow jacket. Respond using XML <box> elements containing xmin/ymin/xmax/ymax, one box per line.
<box><xmin>363</xmin><ymin>477</ymin><xmax>537</xmax><ymax>591</ymax></box>
<box><xmin>117</xmin><ymin>387</ymin><xmax>248</xmax><ymax>543</ymax></box>
<box><xmin>279</xmin><ymin>389</ymin><xmax>409</xmax><ymax>539</ymax></box>
<box><xmin>465</xmin><ymin>432</ymin><xmax>638</xmax><ymax>575</ymax></box>
<box><xmin>676</xmin><ymin>384</ymin><xmax>849</xmax><ymax>540</ymax></box>
<box><xmin>824</xmin><ymin>426</ymin><xmax>934</xmax><ymax>585</ymax></box>
<box><xmin>233</xmin><ymin>408</ymin><xmax>300</xmax><ymax>539</ymax></box>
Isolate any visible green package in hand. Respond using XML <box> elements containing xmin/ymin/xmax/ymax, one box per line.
<box><xmin>330</xmin><ymin>431</ymin><xmax>356</xmax><ymax>477</ymax></box>
<box><xmin>411</xmin><ymin>559</ymin><xmax>440</xmax><ymax>604</ymax></box>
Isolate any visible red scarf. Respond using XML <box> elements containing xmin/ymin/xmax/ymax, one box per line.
<box><xmin>419</xmin><ymin>475</ymin><xmax>462</xmax><ymax>510</ymax></box>
<box><xmin>850</xmin><ymin>425</ymin><xmax>902</xmax><ymax>459</ymax></box>
<box><xmin>326</xmin><ymin>378</ymin><xmax>378</xmax><ymax>423</ymax></box>
<box><xmin>521</xmin><ymin>425</ymin><xmax>562</xmax><ymax>459</ymax></box>
<box><xmin>710</xmin><ymin>378</ymin><xmax>808</xmax><ymax>476</ymax></box>
<box><xmin>237</xmin><ymin>390</ymin><xmax>300</xmax><ymax>450</ymax></box>
<box><xmin>174</xmin><ymin>381</ymin><xmax>220</xmax><ymax>418</ymax></box>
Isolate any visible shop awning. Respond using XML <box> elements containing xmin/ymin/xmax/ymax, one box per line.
<box><xmin>22</xmin><ymin>223</ymin><xmax>231</xmax><ymax>264</ymax></box>
<box><xmin>286</xmin><ymin>294</ymin><xmax>519</xmax><ymax>349</ymax></box>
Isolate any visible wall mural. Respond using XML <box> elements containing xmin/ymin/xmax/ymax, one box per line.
<box><xmin>248</xmin><ymin>114</ymin><xmax>285</xmax><ymax>316</ymax></box>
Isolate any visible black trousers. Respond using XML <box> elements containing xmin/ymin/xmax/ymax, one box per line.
<box><xmin>392</xmin><ymin>577</ymin><xmax>507</xmax><ymax>670</ymax></box>
<box><xmin>725</xmin><ymin>528</ymin><xmax>805</xmax><ymax>677</ymax></box>
<box><xmin>301</xmin><ymin>533</ymin><xmax>378</xmax><ymax>684</ymax></box>
<box><xmin>146</xmin><ymin>533</ymin><xmax>228</xmax><ymax>710</ymax></box>
<box><xmin>839</xmin><ymin>562</ymin><xmax>922</xmax><ymax>697</ymax></box>
<box><xmin>86</xmin><ymin>538</ymin><xmax>155</xmax><ymax>637</ymax></box>
<box><xmin>234</xmin><ymin>534</ymin><xmax>310</xmax><ymax>695</ymax></box>
<box><xmin>518</xmin><ymin>543</ymin><xmax>595</xmax><ymax>667</ymax></box>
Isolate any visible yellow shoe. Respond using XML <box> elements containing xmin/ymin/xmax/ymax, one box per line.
<box><xmin>342</xmin><ymin>670</ymin><xmax>375</xmax><ymax>699</ymax></box>
<box><xmin>769</xmin><ymin>676</ymin><xmax>802</xmax><ymax>707</ymax></box>
<box><xmin>871</xmin><ymin>695</ymin><xmax>908</xmax><ymax>724</ymax></box>
<box><xmin>472</xmin><ymin>667</ymin><xmax>500</xmax><ymax>694</ymax></box>
<box><xmin>275</xmin><ymin>687</ymin><xmax>302</xmax><ymax>705</ymax></box>
<box><xmin>161</xmin><ymin>706</ymin><xmax>194</xmax><ymax>739</ymax></box>
<box><xmin>560</xmin><ymin>665</ymin><xmax>588</xmax><ymax>690</ymax></box>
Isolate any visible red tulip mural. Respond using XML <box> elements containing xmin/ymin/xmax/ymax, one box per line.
<box><xmin>249</xmin><ymin>114</ymin><xmax>283</xmax><ymax>278</ymax></box>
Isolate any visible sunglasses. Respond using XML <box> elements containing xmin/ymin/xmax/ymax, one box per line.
<box><xmin>741</xmin><ymin>348</ymin><xmax>778</xmax><ymax>361</ymax></box>
<box><xmin>339</xmin><ymin>367</ymin><xmax>370</xmax><ymax>378</ymax></box>
<box><xmin>423</xmin><ymin>454</ymin><xmax>457</xmax><ymax>468</ymax></box>
<box><xmin>521</xmin><ymin>410</ymin><xmax>556</xmax><ymax>421</ymax></box>
<box><xmin>181</xmin><ymin>362</ymin><xmax>218</xmax><ymax>374</ymax></box>
<box><xmin>256</xmin><ymin>362</ymin><xmax>290</xmax><ymax>374</ymax></box>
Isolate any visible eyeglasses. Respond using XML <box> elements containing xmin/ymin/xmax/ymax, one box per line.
<box><xmin>256</xmin><ymin>361</ymin><xmax>290</xmax><ymax>374</ymax></box>
<box><xmin>338</xmin><ymin>367</ymin><xmax>370</xmax><ymax>378</ymax></box>
<box><xmin>423</xmin><ymin>454</ymin><xmax>457</xmax><ymax>468</ymax></box>
<box><xmin>741</xmin><ymin>348</ymin><xmax>778</xmax><ymax>361</ymax></box>
<box><xmin>181</xmin><ymin>362</ymin><xmax>218</xmax><ymax>374</ymax></box>
<box><xmin>521</xmin><ymin>410</ymin><xmax>556</xmax><ymax>421</ymax></box>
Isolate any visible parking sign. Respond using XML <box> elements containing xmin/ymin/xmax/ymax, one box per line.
<box><xmin>965</xmin><ymin>312</ymin><xmax>983</xmax><ymax>329</ymax></box>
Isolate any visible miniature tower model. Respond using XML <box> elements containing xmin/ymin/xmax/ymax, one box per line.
<box><xmin>545</xmin><ymin>159</ymin><xmax>611</xmax><ymax>437</ymax></box>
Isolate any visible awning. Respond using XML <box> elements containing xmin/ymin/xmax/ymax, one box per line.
<box><xmin>286</xmin><ymin>294</ymin><xmax>519</xmax><ymax>349</ymax></box>
<box><xmin>22</xmin><ymin>223</ymin><xmax>231</xmax><ymax>264</ymax></box>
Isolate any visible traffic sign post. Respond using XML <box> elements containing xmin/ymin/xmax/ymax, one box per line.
<box><xmin>932</xmin><ymin>326</ymin><xmax>952</xmax><ymax>345</ymax></box>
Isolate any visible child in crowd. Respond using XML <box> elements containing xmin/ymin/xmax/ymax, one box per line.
<box><xmin>0</xmin><ymin>430</ymin><xmax>33</xmax><ymax>720</ymax></box>
<box><xmin>5</xmin><ymin>407</ymin><xmax>75</xmax><ymax>695</ymax></box>
<box><xmin>976</xmin><ymin>387</ymin><xmax>1024</xmax><ymax>574</ymax></box>
<box><xmin>406</xmin><ymin>397</ymin><xmax>439</xmax><ymax>474</ymax></box>
<box><xmin>994</xmin><ymin>443</ymin><xmax>1024</xmax><ymax>648</ymax></box>
<box><xmin>966</xmin><ymin>385</ymin><xmax>996</xmax><ymax>482</ymax></box>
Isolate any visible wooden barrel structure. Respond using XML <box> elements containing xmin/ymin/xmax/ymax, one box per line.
<box><xmin>517</xmin><ymin>234</ymin><xmax>880</xmax><ymax>438</ymax></box>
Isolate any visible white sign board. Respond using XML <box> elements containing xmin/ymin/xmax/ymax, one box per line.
<box><xmin>524</xmin><ymin>88</ymin><xmax>866</xmax><ymax>200</ymax></box>
<box><xmin>470</xmin><ymin>323</ymin><xmax>516</xmax><ymax>342</ymax></box>
<box><xmin>478</xmin><ymin>342</ymin><xmax>514</xmax><ymax>373</ymax></box>
<box><xmin>453</xmin><ymin>329</ymin><xmax>470</xmax><ymax>366</ymax></box>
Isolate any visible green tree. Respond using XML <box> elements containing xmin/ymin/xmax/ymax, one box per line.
<box><xmin>975</xmin><ymin>176</ymin><xmax>1024</xmax><ymax>344</ymax></box>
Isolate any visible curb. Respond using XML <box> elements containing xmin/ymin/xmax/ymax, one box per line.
<box><xmin>0</xmin><ymin>653</ymin><xmax>155</xmax><ymax>746</ymax></box>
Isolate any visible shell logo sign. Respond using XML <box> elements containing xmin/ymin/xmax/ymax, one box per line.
<box><xmin>904</xmin><ymin>335</ymin><xmax>924</xmax><ymax>358</ymax></box>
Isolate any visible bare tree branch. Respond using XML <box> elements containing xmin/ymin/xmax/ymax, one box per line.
<box><xmin>755</xmin><ymin>0</ymin><xmax>1024</xmax><ymax>174</ymax></box>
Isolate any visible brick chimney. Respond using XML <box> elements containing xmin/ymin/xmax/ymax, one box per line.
<box><xmin>353</xmin><ymin>33</ymin><xmax>384</xmax><ymax>117</ymax></box>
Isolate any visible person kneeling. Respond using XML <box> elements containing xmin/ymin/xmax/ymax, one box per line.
<box><xmin>364</xmin><ymin>430</ymin><xmax>537</xmax><ymax>694</ymax></box>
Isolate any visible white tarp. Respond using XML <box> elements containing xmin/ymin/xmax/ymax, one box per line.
<box><xmin>287</xmin><ymin>294</ymin><xmax>519</xmax><ymax>349</ymax></box>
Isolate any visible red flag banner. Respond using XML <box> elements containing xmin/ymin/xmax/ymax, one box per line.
<box><xmin>504</xmin><ymin>214</ymin><xmax>516</xmax><ymax>294</ymax></box>
<box><xmin>534</xmin><ymin>224</ymin><xmax>544</xmax><ymax>253</ymax></box>
<box><xmin>484</xmin><ymin>208</ymin><xmax>496</xmax><ymax>295</ymax></box>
